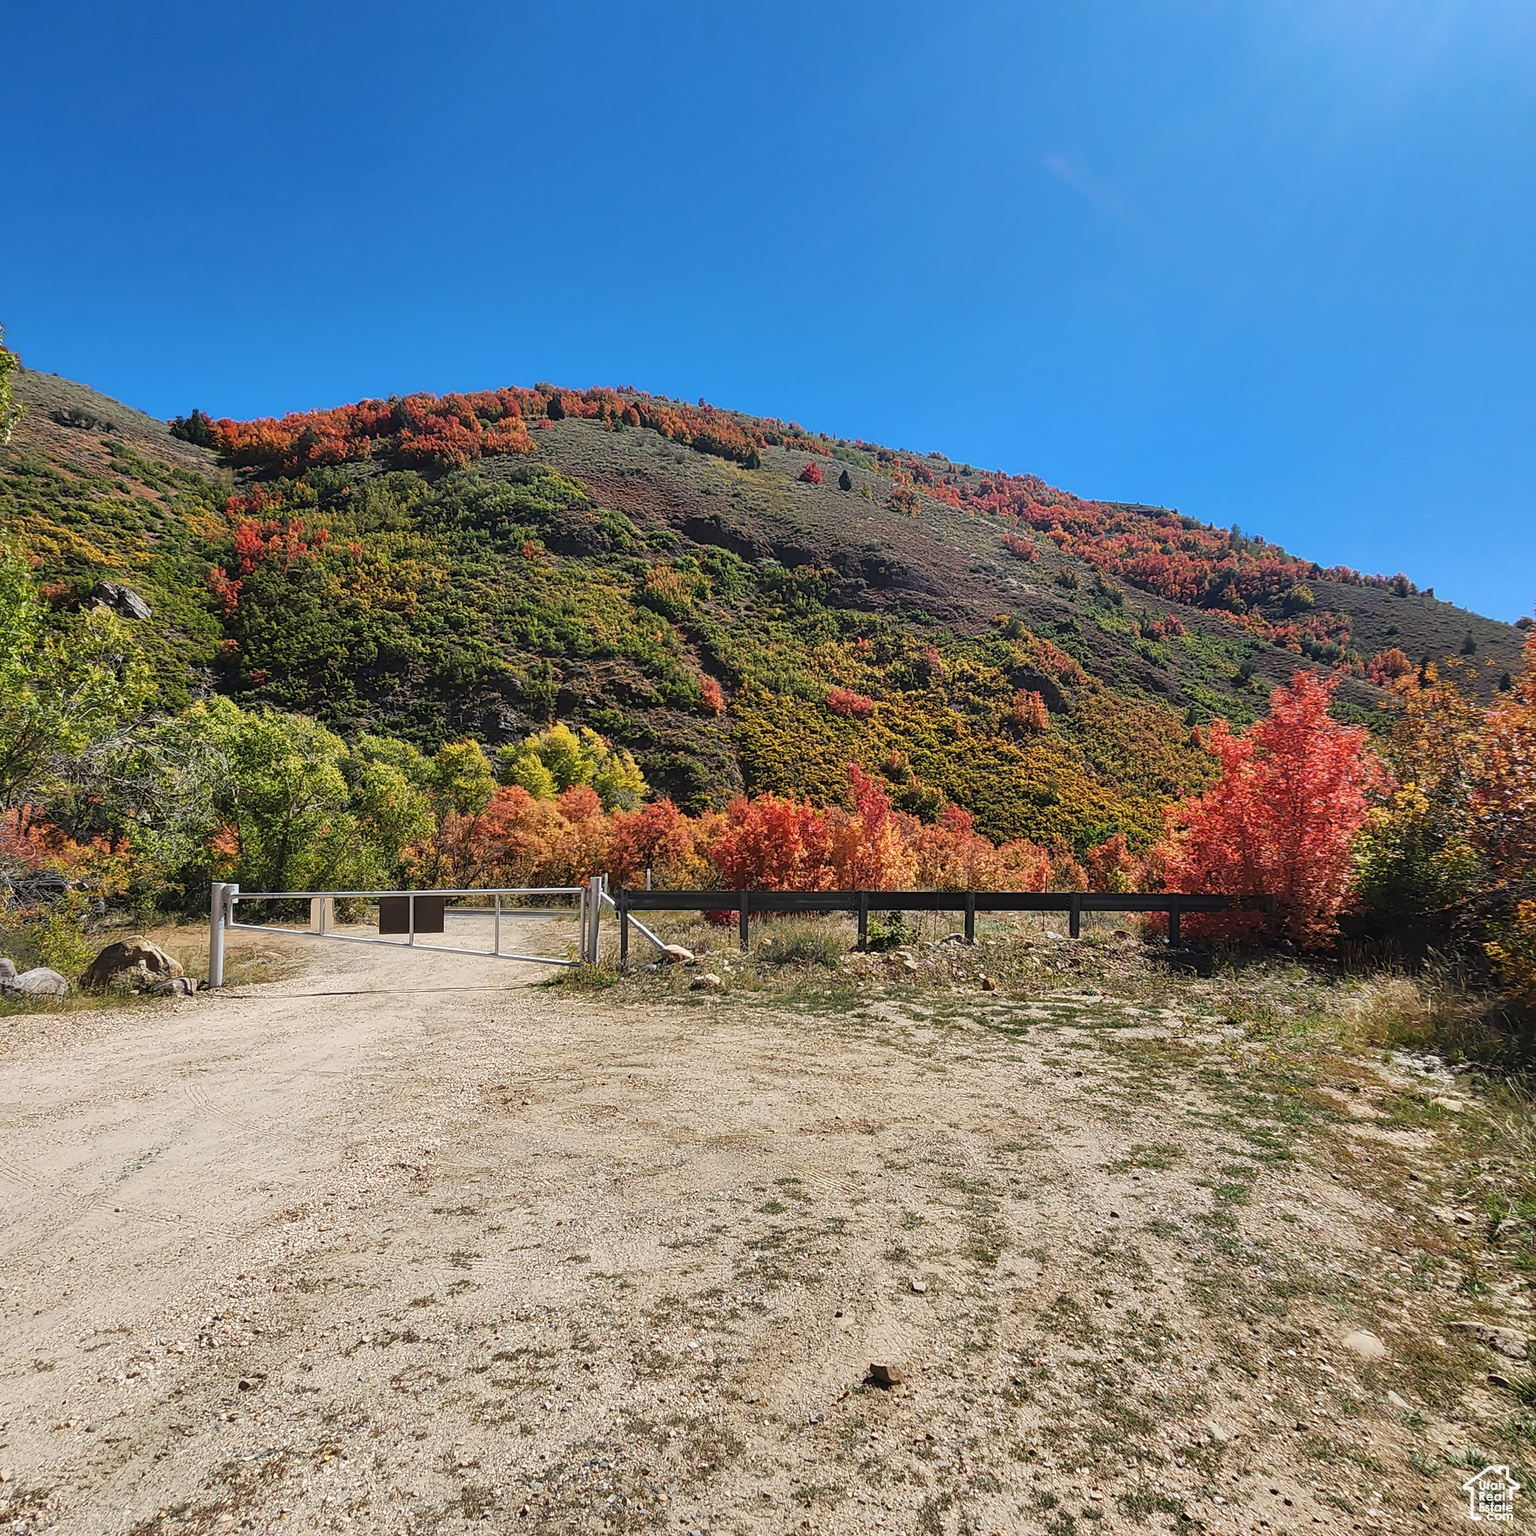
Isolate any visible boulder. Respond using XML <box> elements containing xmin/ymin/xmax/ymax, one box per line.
<box><xmin>2</xmin><ymin>968</ymin><xmax>69</xmax><ymax>998</ymax></box>
<box><xmin>689</xmin><ymin>973</ymin><xmax>724</xmax><ymax>991</ymax></box>
<box><xmin>90</xmin><ymin>581</ymin><xmax>152</xmax><ymax>621</ymax></box>
<box><xmin>0</xmin><ymin>959</ymin><xmax>14</xmax><ymax>980</ymax></box>
<box><xmin>84</xmin><ymin>938</ymin><xmax>183</xmax><ymax>991</ymax></box>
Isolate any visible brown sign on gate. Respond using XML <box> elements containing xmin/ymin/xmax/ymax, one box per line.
<box><xmin>378</xmin><ymin>895</ymin><xmax>447</xmax><ymax>935</ymax></box>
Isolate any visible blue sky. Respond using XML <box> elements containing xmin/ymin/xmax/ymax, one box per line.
<box><xmin>5</xmin><ymin>1</ymin><xmax>1534</xmax><ymax>619</ymax></box>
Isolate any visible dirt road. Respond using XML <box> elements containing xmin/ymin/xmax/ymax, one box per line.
<box><xmin>0</xmin><ymin>931</ymin><xmax>1512</xmax><ymax>1534</ymax></box>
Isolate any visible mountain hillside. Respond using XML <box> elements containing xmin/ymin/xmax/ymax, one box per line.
<box><xmin>3</xmin><ymin>367</ymin><xmax>1524</xmax><ymax>848</ymax></box>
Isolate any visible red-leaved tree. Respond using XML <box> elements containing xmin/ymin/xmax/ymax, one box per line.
<box><xmin>608</xmin><ymin>799</ymin><xmax>696</xmax><ymax>886</ymax></box>
<box><xmin>708</xmin><ymin>795</ymin><xmax>834</xmax><ymax>891</ymax></box>
<box><xmin>1155</xmin><ymin>670</ymin><xmax>1381</xmax><ymax>946</ymax></box>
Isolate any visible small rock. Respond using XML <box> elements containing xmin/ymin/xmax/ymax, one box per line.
<box><xmin>2</xmin><ymin>967</ymin><xmax>69</xmax><ymax>998</ymax></box>
<box><xmin>981</xmin><ymin>975</ymin><xmax>999</xmax><ymax>992</ymax></box>
<box><xmin>149</xmin><ymin>977</ymin><xmax>197</xmax><ymax>997</ymax></box>
<box><xmin>658</xmin><ymin>944</ymin><xmax>694</xmax><ymax>965</ymax></box>
<box><xmin>1204</xmin><ymin>1419</ymin><xmax>1232</xmax><ymax>1444</ymax></box>
<box><xmin>1342</xmin><ymin>1330</ymin><xmax>1387</xmax><ymax>1361</ymax></box>
<box><xmin>689</xmin><ymin>974</ymin><xmax>724</xmax><ymax>992</ymax></box>
<box><xmin>868</xmin><ymin>1363</ymin><xmax>903</xmax><ymax>1388</ymax></box>
<box><xmin>1489</xmin><ymin>1373</ymin><xmax>1515</xmax><ymax>1390</ymax></box>
<box><xmin>1454</xmin><ymin>1211</ymin><xmax>1476</xmax><ymax>1226</ymax></box>
<box><xmin>0</xmin><ymin>958</ymin><xmax>14</xmax><ymax>980</ymax></box>
<box><xmin>1387</xmin><ymin>1390</ymin><xmax>1410</xmax><ymax>1409</ymax></box>
<box><xmin>910</xmin><ymin>1279</ymin><xmax>928</xmax><ymax>1294</ymax></box>
<box><xmin>236</xmin><ymin>1375</ymin><xmax>266</xmax><ymax>1391</ymax></box>
<box><xmin>1448</xmin><ymin>1319</ymin><xmax>1529</xmax><ymax>1360</ymax></box>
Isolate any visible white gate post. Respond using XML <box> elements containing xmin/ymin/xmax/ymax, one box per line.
<box><xmin>209</xmin><ymin>881</ymin><xmax>235</xmax><ymax>988</ymax></box>
<box><xmin>587</xmin><ymin>874</ymin><xmax>602</xmax><ymax>963</ymax></box>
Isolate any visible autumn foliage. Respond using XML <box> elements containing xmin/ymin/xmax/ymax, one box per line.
<box><xmin>708</xmin><ymin>793</ymin><xmax>837</xmax><ymax>891</ymax></box>
<box><xmin>1472</xmin><ymin>629</ymin><xmax>1536</xmax><ymax>885</ymax></box>
<box><xmin>1155</xmin><ymin>671</ymin><xmax>1381</xmax><ymax>946</ymax></box>
<box><xmin>1009</xmin><ymin>689</ymin><xmax>1050</xmax><ymax>734</ymax></box>
<box><xmin>180</xmin><ymin>379</ymin><xmax>1423</xmax><ymax>688</ymax></box>
<box><xmin>826</xmin><ymin>687</ymin><xmax>875</xmax><ymax>719</ymax></box>
<box><xmin>386</xmin><ymin>756</ymin><xmax>1148</xmax><ymax>902</ymax></box>
<box><xmin>179</xmin><ymin>384</ymin><xmax>831</xmax><ymax>476</ymax></box>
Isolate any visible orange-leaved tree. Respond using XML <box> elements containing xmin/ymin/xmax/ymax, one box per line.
<box><xmin>829</xmin><ymin>765</ymin><xmax>914</xmax><ymax>890</ymax></box>
<box><xmin>1473</xmin><ymin>627</ymin><xmax>1536</xmax><ymax>886</ymax></box>
<box><xmin>1474</xmin><ymin>627</ymin><xmax>1536</xmax><ymax>1003</ymax></box>
<box><xmin>608</xmin><ymin>798</ymin><xmax>710</xmax><ymax>888</ymax></box>
<box><xmin>1155</xmin><ymin>670</ymin><xmax>1381</xmax><ymax>946</ymax></box>
<box><xmin>708</xmin><ymin>794</ymin><xmax>833</xmax><ymax>891</ymax></box>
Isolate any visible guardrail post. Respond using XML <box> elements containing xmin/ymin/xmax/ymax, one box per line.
<box><xmin>618</xmin><ymin>889</ymin><xmax>629</xmax><ymax>969</ymax></box>
<box><xmin>964</xmin><ymin>891</ymin><xmax>976</xmax><ymax>944</ymax></box>
<box><xmin>587</xmin><ymin>874</ymin><xmax>602</xmax><ymax>963</ymax></box>
<box><xmin>408</xmin><ymin>891</ymin><xmax>416</xmax><ymax>947</ymax></box>
<box><xmin>1069</xmin><ymin>892</ymin><xmax>1081</xmax><ymax>939</ymax></box>
<box><xmin>1168</xmin><ymin>895</ymin><xmax>1182</xmax><ymax>948</ymax></box>
<box><xmin>738</xmin><ymin>891</ymin><xmax>750</xmax><ymax>952</ymax></box>
<box><xmin>857</xmin><ymin>891</ymin><xmax>869</xmax><ymax>951</ymax></box>
<box><xmin>208</xmin><ymin>880</ymin><xmax>228</xmax><ymax>988</ymax></box>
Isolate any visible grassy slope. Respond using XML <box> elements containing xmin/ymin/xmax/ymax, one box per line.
<box><xmin>2</xmin><ymin>367</ymin><xmax>1525</xmax><ymax>843</ymax></box>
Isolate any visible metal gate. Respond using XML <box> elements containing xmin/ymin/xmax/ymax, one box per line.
<box><xmin>206</xmin><ymin>878</ymin><xmax>608</xmax><ymax>987</ymax></box>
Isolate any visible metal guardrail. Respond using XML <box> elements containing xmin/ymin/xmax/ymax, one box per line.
<box><xmin>207</xmin><ymin>878</ymin><xmax>603</xmax><ymax>986</ymax></box>
<box><xmin>610</xmin><ymin>888</ymin><xmax>1277</xmax><ymax>967</ymax></box>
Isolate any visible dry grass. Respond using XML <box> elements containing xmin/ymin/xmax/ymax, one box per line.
<box><xmin>1339</xmin><ymin>967</ymin><xmax>1512</xmax><ymax>1061</ymax></box>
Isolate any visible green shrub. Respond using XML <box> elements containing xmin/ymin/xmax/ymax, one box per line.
<box><xmin>1</xmin><ymin>901</ymin><xmax>98</xmax><ymax>979</ymax></box>
<box><xmin>863</xmin><ymin>911</ymin><xmax>914</xmax><ymax>952</ymax></box>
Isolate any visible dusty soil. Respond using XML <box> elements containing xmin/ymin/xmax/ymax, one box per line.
<box><xmin>0</xmin><ymin>927</ymin><xmax>1527</xmax><ymax>1536</ymax></box>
